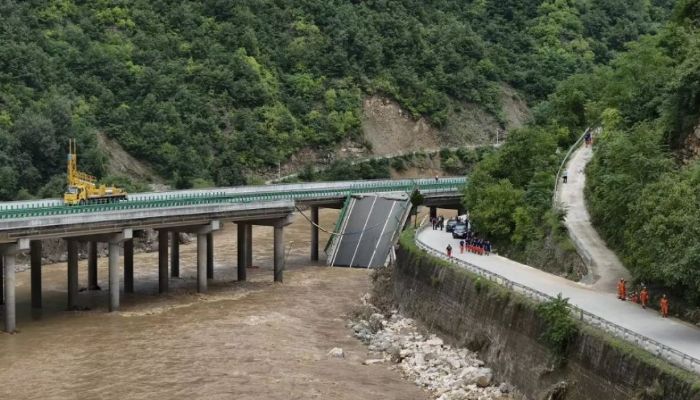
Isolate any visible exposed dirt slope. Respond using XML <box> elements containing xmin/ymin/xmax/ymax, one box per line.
<box><xmin>96</xmin><ymin>132</ymin><xmax>164</xmax><ymax>183</ymax></box>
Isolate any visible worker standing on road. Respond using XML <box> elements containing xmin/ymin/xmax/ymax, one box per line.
<box><xmin>660</xmin><ymin>295</ymin><xmax>669</xmax><ymax>318</ymax></box>
<box><xmin>640</xmin><ymin>287</ymin><xmax>649</xmax><ymax>309</ymax></box>
<box><xmin>631</xmin><ymin>291</ymin><xmax>639</xmax><ymax>304</ymax></box>
<box><xmin>617</xmin><ymin>278</ymin><xmax>626</xmax><ymax>300</ymax></box>
<box><xmin>459</xmin><ymin>240</ymin><xmax>465</xmax><ymax>254</ymax></box>
<box><xmin>446</xmin><ymin>244</ymin><xmax>453</xmax><ymax>258</ymax></box>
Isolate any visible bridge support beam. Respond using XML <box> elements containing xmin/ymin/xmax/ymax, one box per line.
<box><xmin>310</xmin><ymin>206</ymin><xmax>319</xmax><ymax>262</ymax></box>
<box><xmin>3</xmin><ymin>255</ymin><xmax>15</xmax><ymax>332</ymax></box>
<box><xmin>246</xmin><ymin>225</ymin><xmax>253</xmax><ymax>268</ymax></box>
<box><xmin>274</xmin><ymin>225</ymin><xmax>284</xmax><ymax>283</ymax></box>
<box><xmin>109</xmin><ymin>230</ymin><xmax>132</xmax><ymax>312</ymax></box>
<box><xmin>206</xmin><ymin>232</ymin><xmax>214</xmax><ymax>280</ymax></box>
<box><xmin>124</xmin><ymin>239</ymin><xmax>134</xmax><ymax>293</ymax></box>
<box><xmin>67</xmin><ymin>239</ymin><xmax>79</xmax><ymax>310</ymax></box>
<box><xmin>457</xmin><ymin>206</ymin><xmax>466</xmax><ymax>216</ymax></box>
<box><xmin>30</xmin><ymin>240</ymin><xmax>42</xmax><ymax>308</ymax></box>
<box><xmin>1</xmin><ymin>239</ymin><xmax>28</xmax><ymax>333</ymax></box>
<box><xmin>171</xmin><ymin>232</ymin><xmax>179</xmax><ymax>278</ymax></box>
<box><xmin>429</xmin><ymin>206</ymin><xmax>437</xmax><ymax>220</ymax></box>
<box><xmin>158</xmin><ymin>230</ymin><xmax>168</xmax><ymax>293</ymax></box>
<box><xmin>88</xmin><ymin>241</ymin><xmax>99</xmax><ymax>290</ymax></box>
<box><xmin>193</xmin><ymin>221</ymin><xmax>219</xmax><ymax>293</ymax></box>
<box><xmin>237</xmin><ymin>223</ymin><xmax>248</xmax><ymax>282</ymax></box>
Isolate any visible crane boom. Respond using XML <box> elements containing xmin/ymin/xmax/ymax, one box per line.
<box><xmin>63</xmin><ymin>139</ymin><xmax>127</xmax><ymax>205</ymax></box>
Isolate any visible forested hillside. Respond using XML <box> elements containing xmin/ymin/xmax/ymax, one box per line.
<box><xmin>465</xmin><ymin>0</ymin><xmax>700</xmax><ymax>314</ymax></box>
<box><xmin>0</xmin><ymin>0</ymin><xmax>671</xmax><ymax>199</ymax></box>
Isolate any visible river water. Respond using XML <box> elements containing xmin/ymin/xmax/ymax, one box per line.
<box><xmin>0</xmin><ymin>209</ymin><xmax>427</xmax><ymax>400</ymax></box>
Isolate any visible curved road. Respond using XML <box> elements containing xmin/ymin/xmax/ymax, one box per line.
<box><xmin>417</xmin><ymin>228</ymin><xmax>700</xmax><ymax>372</ymax></box>
<box><xmin>557</xmin><ymin>145</ymin><xmax>631</xmax><ymax>292</ymax></box>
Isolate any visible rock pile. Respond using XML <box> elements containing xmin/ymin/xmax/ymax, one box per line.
<box><xmin>351</xmin><ymin>310</ymin><xmax>515</xmax><ymax>400</ymax></box>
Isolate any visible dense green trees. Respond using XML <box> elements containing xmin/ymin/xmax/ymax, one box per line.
<box><xmin>0</xmin><ymin>0</ymin><xmax>672</xmax><ymax>199</ymax></box>
<box><xmin>464</xmin><ymin>0</ymin><xmax>700</xmax><ymax>309</ymax></box>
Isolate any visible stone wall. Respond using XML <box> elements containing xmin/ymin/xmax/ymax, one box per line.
<box><xmin>393</xmin><ymin>234</ymin><xmax>700</xmax><ymax>400</ymax></box>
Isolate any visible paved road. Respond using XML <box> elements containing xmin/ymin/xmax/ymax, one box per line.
<box><xmin>557</xmin><ymin>145</ymin><xmax>631</xmax><ymax>292</ymax></box>
<box><xmin>418</xmin><ymin>228</ymin><xmax>700</xmax><ymax>369</ymax></box>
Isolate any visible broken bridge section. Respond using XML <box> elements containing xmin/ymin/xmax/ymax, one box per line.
<box><xmin>326</xmin><ymin>193</ymin><xmax>411</xmax><ymax>268</ymax></box>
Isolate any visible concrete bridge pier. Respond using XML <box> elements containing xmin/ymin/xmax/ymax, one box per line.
<box><xmin>108</xmin><ymin>230</ymin><xmax>132</xmax><ymax>312</ymax></box>
<box><xmin>30</xmin><ymin>240</ymin><xmax>42</xmax><ymax>308</ymax></box>
<box><xmin>206</xmin><ymin>232</ymin><xmax>214</xmax><ymax>280</ymax></box>
<box><xmin>274</xmin><ymin>225</ymin><xmax>284</xmax><ymax>283</ymax></box>
<box><xmin>237</xmin><ymin>223</ymin><xmax>248</xmax><ymax>282</ymax></box>
<box><xmin>67</xmin><ymin>240</ymin><xmax>79</xmax><ymax>310</ymax></box>
<box><xmin>0</xmin><ymin>256</ymin><xmax>3</xmax><ymax>306</ymax></box>
<box><xmin>124</xmin><ymin>239</ymin><xmax>134</xmax><ymax>293</ymax></box>
<box><xmin>87</xmin><ymin>241</ymin><xmax>99</xmax><ymax>291</ymax></box>
<box><xmin>193</xmin><ymin>221</ymin><xmax>219</xmax><ymax>293</ymax></box>
<box><xmin>2</xmin><ymin>239</ymin><xmax>29</xmax><ymax>333</ymax></box>
<box><xmin>158</xmin><ymin>230</ymin><xmax>168</xmax><ymax>293</ymax></box>
<box><xmin>171</xmin><ymin>232</ymin><xmax>179</xmax><ymax>278</ymax></box>
<box><xmin>310</xmin><ymin>206</ymin><xmax>319</xmax><ymax>262</ymax></box>
<box><xmin>429</xmin><ymin>206</ymin><xmax>437</xmax><ymax>220</ymax></box>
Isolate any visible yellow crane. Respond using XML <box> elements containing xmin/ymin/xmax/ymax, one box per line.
<box><xmin>63</xmin><ymin>139</ymin><xmax>127</xmax><ymax>206</ymax></box>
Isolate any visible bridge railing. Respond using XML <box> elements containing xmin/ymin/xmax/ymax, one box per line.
<box><xmin>414</xmin><ymin>224</ymin><xmax>700</xmax><ymax>374</ymax></box>
<box><xmin>0</xmin><ymin>177</ymin><xmax>467</xmax><ymax>220</ymax></box>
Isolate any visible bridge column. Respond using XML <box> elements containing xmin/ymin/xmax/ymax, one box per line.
<box><xmin>310</xmin><ymin>206</ymin><xmax>319</xmax><ymax>262</ymax></box>
<box><xmin>429</xmin><ymin>206</ymin><xmax>437</xmax><ymax>220</ymax></box>
<box><xmin>2</xmin><ymin>240</ymin><xmax>28</xmax><ymax>332</ymax></box>
<box><xmin>67</xmin><ymin>239</ymin><xmax>79</xmax><ymax>310</ymax></box>
<box><xmin>274</xmin><ymin>225</ymin><xmax>284</xmax><ymax>283</ymax></box>
<box><xmin>88</xmin><ymin>241</ymin><xmax>99</xmax><ymax>290</ymax></box>
<box><xmin>457</xmin><ymin>206</ymin><xmax>466</xmax><ymax>216</ymax></box>
<box><xmin>171</xmin><ymin>232</ymin><xmax>179</xmax><ymax>278</ymax></box>
<box><xmin>3</xmin><ymin>254</ymin><xmax>15</xmax><ymax>333</ymax></box>
<box><xmin>237</xmin><ymin>223</ymin><xmax>248</xmax><ymax>282</ymax></box>
<box><xmin>30</xmin><ymin>240</ymin><xmax>42</xmax><ymax>308</ymax></box>
<box><xmin>124</xmin><ymin>239</ymin><xmax>134</xmax><ymax>293</ymax></box>
<box><xmin>246</xmin><ymin>225</ymin><xmax>253</xmax><ymax>268</ymax></box>
<box><xmin>206</xmin><ymin>232</ymin><xmax>214</xmax><ymax>280</ymax></box>
<box><xmin>158</xmin><ymin>230</ymin><xmax>168</xmax><ymax>293</ymax></box>
<box><xmin>195</xmin><ymin>222</ymin><xmax>219</xmax><ymax>293</ymax></box>
<box><xmin>109</xmin><ymin>230</ymin><xmax>132</xmax><ymax>312</ymax></box>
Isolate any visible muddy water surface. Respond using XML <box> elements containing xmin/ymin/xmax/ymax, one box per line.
<box><xmin>0</xmin><ymin>209</ymin><xmax>427</xmax><ymax>400</ymax></box>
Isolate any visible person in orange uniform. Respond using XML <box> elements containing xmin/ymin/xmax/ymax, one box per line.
<box><xmin>631</xmin><ymin>291</ymin><xmax>639</xmax><ymax>304</ymax></box>
<box><xmin>660</xmin><ymin>295</ymin><xmax>669</xmax><ymax>318</ymax></box>
<box><xmin>640</xmin><ymin>287</ymin><xmax>649</xmax><ymax>309</ymax></box>
<box><xmin>617</xmin><ymin>278</ymin><xmax>627</xmax><ymax>301</ymax></box>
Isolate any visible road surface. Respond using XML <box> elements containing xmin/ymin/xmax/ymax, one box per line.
<box><xmin>557</xmin><ymin>145</ymin><xmax>631</xmax><ymax>292</ymax></box>
<box><xmin>417</xmin><ymin>227</ymin><xmax>700</xmax><ymax>371</ymax></box>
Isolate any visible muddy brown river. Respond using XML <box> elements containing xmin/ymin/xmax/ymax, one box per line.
<box><xmin>0</xmin><ymin>209</ymin><xmax>427</xmax><ymax>400</ymax></box>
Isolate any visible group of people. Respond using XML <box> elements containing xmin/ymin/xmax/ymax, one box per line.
<box><xmin>431</xmin><ymin>216</ymin><xmax>445</xmax><ymax>230</ymax></box>
<box><xmin>459</xmin><ymin>237</ymin><xmax>491</xmax><ymax>256</ymax></box>
<box><xmin>617</xmin><ymin>278</ymin><xmax>670</xmax><ymax>318</ymax></box>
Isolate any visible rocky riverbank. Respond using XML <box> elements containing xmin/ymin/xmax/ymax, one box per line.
<box><xmin>350</xmin><ymin>297</ymin><xmax>517</xmax><ymax>400</ymax></box>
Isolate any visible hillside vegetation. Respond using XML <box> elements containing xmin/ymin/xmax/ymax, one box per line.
<box><xmin>0</xmin><ymin>0</ymin><xmax>671</xmax><ymax>199</ymax></box>
<box><xmin>466</xmin><ymin>0</ymin><xmax>700</xmax><ymax>313</ymax></box>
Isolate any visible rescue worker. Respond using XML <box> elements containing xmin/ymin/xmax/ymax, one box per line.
<box><xmin>459</xmin><ymin>240</ymin><xmax>465</xmax><ymax>254</ymax></box>
<box><xmin>660</xmin><ymin>295</ymin><xmax>669</xmax><ymax>318</ymax></box>
<box><xmin>640</xmin><ymin>287</ymin><xmax>649</xmax><ymax>309</ymax></box>
<box><xmin>446</xmin><ymin>244</ymin><xmax>452</xmax><ymax>258</ymax></box>
<box><xmin>617</xmin><ymin>278</ymin><xmax>626</xmax><ymax>301</ymax></box>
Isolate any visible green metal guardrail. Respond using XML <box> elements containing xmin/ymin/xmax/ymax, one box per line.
<box><xmin>0</xmin><ymin>178</ymin><xmax>467</xmax><ymax>221</ymax></box>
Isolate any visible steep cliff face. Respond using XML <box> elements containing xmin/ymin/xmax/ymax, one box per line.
<box><xmin>392</xmin><ymin>236</ymin><xmax>700</xmax><ymax>400</ymax></box>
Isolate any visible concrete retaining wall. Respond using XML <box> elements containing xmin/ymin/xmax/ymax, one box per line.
<box><xmin>393</xmin><ymin>234</ymin><xmax>700</xmax><ymax>400</ymax></box>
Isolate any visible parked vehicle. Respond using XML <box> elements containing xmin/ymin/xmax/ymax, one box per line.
<box><xmin>452</xmin><ymin>224</ymin><xmax>468</xmax><ymax>239</ymax></box>
<box><xmin>445</xmin><ymin>219</ymin><xmax>459</xmax><ymax>232</ymax></box>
